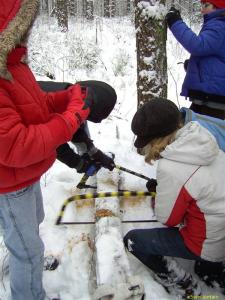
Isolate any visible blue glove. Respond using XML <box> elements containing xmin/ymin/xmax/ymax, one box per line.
<box><xmin>86</xmin><ymin>165</ymin><xmax>98</xmax><ymax>176</ymax></box>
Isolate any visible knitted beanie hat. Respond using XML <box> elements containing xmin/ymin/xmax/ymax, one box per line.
<box><xmin>131</xmin><ymin>98</ymin><xmax>180</xmax><ymax>148</ymax></box>
<box><xmin>77</xmin><ymin>80</ymin><xmax>117</xmax><ymax>123</ymax></box>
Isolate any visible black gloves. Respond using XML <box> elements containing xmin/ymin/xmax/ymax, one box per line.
<box><xmin>57</xmin><ymin>143</ymin><xmax>115</xmax><ymax>174</ymax></box>
<box><xmin>146</xmin><ymin>179</ymin><xmax>157</xmax><ymax>193</ymax></box>
<box><xmin>77</xmin><ymin>150</ymin><xmax>115</xmax><ymax>173</ymax></box>
<box><xmin>57</xmin><ymin>144</ymin><xmax>98</xmax><ymax>175</ymax></box>
<box><xmin>76</xmin><ymin>153</ymin><xmax>99</xmax><ymax>175</ymax></box>
<box><xmin>77</xmin><ymin>150</ymin><xmax>115</xmax><ymax>174</ymax></box>
<box><xmin>90</xmin><ymin>150</ymin><xmax>115</xmax><ymax>171</ymax></box>
<box><xmin>165</xmin><ymin>7</ymin><xmax>182</xmax><ymax>28</ymax></box>
<box><xmin>57</xmin><ymin>144</ymin><xmax>82</xmax><ymax>169</ymax></box>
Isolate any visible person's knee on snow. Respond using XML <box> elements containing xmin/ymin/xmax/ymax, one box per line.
<box><xmin>124</xmin><ymin>231</ymin><xmax>202</xmax><ymax>299</ymax></box>
<box><xmin>127</xmin><ymin>98</ymin><xmax>225</xmax><ymax>297</ymax></box>
<box><xmin>124</xmin><ymin>230</ymin><xmax>138</xmax><ymax>253</ymax></box>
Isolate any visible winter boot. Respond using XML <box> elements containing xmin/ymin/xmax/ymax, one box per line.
<box><xmin>154</xmin><ymin>258</ymin><xmax>202</xmax><ymax>299</ymax></box>
<box><xmin>195</xmin><ymin>261</ymin><xmax>225</xmax><ymax>294</ymax></box>
<box><xmin>44</xmin><ymin>255</ymin><xmax>59</xmax><ymax>271</ymax></box>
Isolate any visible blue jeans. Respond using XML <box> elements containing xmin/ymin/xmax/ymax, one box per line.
<box><xmin>0</xmin><ymin>182</ymin><xmax>46</xmax><ymax>300</ymax></box>
<box><xmin>124</xmin><ymin>227</ymin><xmax>203</xmax><ymax>274</ymax></box>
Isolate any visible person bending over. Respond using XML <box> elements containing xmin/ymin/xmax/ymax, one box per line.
<box><xmin>38</xmin><ymin>80</ymin><xmax>117</xmax><ymax>174</ymax></box>
<box><xmin>124</xmin><ymin>99</ymin><xmax>225</xmax><ymax>298</ymax></box>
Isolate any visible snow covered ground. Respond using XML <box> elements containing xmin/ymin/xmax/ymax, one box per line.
<box><xmin>0</xmin><ymin>14</ymin><xmax>224</xmax><ymax>300</ymax></box>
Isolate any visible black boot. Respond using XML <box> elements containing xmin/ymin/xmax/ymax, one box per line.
<box><xmin>195</xmin><ymin>261</ymin><xmax>225</xmax><ymax>294</ymax></box>
<box><xmin>155</xmin><ymin>258</ymin><xmax>202</xmax><ymax>299</ymax></box>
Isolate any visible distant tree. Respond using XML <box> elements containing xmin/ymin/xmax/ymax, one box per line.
<box><xmin>56</xmin><ymin>0</ymin><xmax>69</xmax><ymax>31</ymax></box>
<box><xmin>111</xmin><ymin>0</ymin><xmax>116</xmax><ymax>17</ymax></box>
<box><xmin>127</xmin><ymin>0</ymin><xmax>132</xmax><ymax>13</ymax></box>
<box><xmin>40</xmin><ymin>0</ymin><xmax>54</xmax><ymax>15</ymax></box>
<box><xmin>40</xmin><ymin>0</ymin><xmax>48</xmax><ymax>12</ymax></box>
<box><xmin>104</xmin><ymin>0</ymin><xmax>116</xmax><ymax>17</ymax></box>
<box><xmin>135</xmin><ymin>0</ymin><xmax>167</xmax><ymax>106</ymax></box>
<box><xmin>40</xmin><ymin>0</ymin><xmax>199</xmax><ymax>21</ymax></box>
<box><xmin>68</xmin><ymin>0</ymin><xmax>77</xmax><ymax>16</ymax></box>
<box><xmin>85</xmin><ymin>0</ymin><xmax>94</xmax><ymax>20</ymax></box>
<box><xmin>104</xmin><ymin>0</ymin><xmax>110</xmax><ymax>17</ymax></box>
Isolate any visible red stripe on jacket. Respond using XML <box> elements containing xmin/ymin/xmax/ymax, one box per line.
<box><xmin>166</xmin><ymin>186</ymin><xmax>206</xmax><ymax>256</ymax></box>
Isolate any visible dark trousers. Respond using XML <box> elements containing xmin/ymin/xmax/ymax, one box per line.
<box><xmin>190</xmin><ymin>103</ymin><xmax>225</xmax><ymax>120</ymax></box>
<box><xmin>124</xmin><ymin>228</ymin><xmax>223</xmax><ymax>277</ymax></box>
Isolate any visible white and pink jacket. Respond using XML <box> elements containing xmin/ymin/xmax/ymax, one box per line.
<box><xmin>155</xmin><ymin>121</ymin><xmax>225</xmax><ymax>262</ymax></box>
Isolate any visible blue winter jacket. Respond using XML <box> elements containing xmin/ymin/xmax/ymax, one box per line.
<box><xmin>170</xmin><ymin>9</ymin><xmax>225</xmax><ymax>104</ymax></box>
<box><xmin>181</xmin><ymin>107</ymin><xmax>225</xmax><ymax>151</ymax></box>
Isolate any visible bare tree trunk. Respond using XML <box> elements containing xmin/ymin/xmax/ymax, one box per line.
<box><xmin>40</xmin><ymin>0</ymin><xmax>47</xmax><ymax>12</ymax></box>
<box><xmin>104</xmin><ymin>0</ymin><xmax>110</xmax><ymax>17</ymax></box>
<box><xmin>135</xmin><ymin>0</ymin><xmax>167</xmax><ymax>107</ymax></box>
<box><xmin>85</xmin><ymin>0</ymin><xmax>94</xmax><ymax>20</ymax></box>
<box><xmin>111</xmin><ymin>0</ymin><xmax>116</xmax><ymax>17</ymax></box>
<box><xmin>40</xmin><ymin>0</ymin><xmax>53</xmax><ymax>16</ymax></box>
<box><xmin>68</xmin><ymin>0</ymin><xmax>77</xmax><ymax>16</ymax></box>
<box><xmin>56</xmin><ymin>0</ymin><xmax>69</xmax><ymax>32</ymax></box>
<box><xmin>127</xmin><ymin>0</ymin><xmax>131</xmax><ymax>13</ymax></box>
<box><xmin>104</xmin><ymin>0</ymin><xmax>116</xmax><ymax>17</ymax></box>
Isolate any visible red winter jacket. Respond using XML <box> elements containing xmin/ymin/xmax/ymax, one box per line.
<box><xmin>0</xmin><ymin>48</ymin><xmax>88</xmax><ymax>193</ymax></box>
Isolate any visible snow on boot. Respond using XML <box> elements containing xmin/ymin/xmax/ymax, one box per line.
<box><xmin>195</xmin><ymin>261</ymin><xmax>225</xmax><ymax>294</ymax></box>
<box><xmin>43</xmin><ymin>255</ymin><xmax>59</xmax><ymax>271</ymax></box>
<box><xmin>154</xmin><ymin>258</ymin><xmax>202</xmax><ymax>299</ymax></box>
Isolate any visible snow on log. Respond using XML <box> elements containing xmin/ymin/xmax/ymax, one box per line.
<box><xmin>93</xmin><ymin>168</ymin><xmax>145</xmax><ymax>300</ymax></box>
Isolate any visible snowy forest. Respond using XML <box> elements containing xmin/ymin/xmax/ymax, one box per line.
<box><xmin>0</xmin><ymin>0</ymin><xmax>224</xmax><ymax>300</ymax></box>
<box><xmin>34</xmin><ymin>0</ymin><xmax>202</xmax><ymax>106</ymax></box>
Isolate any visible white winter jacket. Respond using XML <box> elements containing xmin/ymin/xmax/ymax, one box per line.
<box><xmin>155</xmin><ymin>121</ymin><xmax>225</xmax><ymax>262</ymax></box>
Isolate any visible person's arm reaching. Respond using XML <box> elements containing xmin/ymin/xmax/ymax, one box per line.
<box><xmin>56</xmin><ymin>143</ymin><xmax>98</xmax><ymax>174</ymax></box>
<box><xmin>168</xmin><ymin>15</ymin><xmax>225</xmax><ymax>56</ymax></box>
<box><xmin>0</xmin><ymin>84</ymin><xmax>90</xmax><ymax>168</ymax></box>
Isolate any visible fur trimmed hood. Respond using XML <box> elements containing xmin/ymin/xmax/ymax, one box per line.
<box><xmin>0</xmin><ymin>0</ymin><xmax>39</xmax><ymax>80</ymax></box>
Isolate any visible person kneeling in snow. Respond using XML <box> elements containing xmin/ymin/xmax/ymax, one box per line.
<box><xmin>38</xmin><ymin>80</ymin><xmax>117</xmax><ymax>174</ymax></box>
<box><xmin>124</xmin><ymin>99</ymin><xmax>225</xmax><ymax>298</ymax></box>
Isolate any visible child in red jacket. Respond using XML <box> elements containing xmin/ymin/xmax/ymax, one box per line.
<box><xmin>0</xmin><ymin>1</ymin><xmax>94</xmax><ymax>299</ymax></box>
